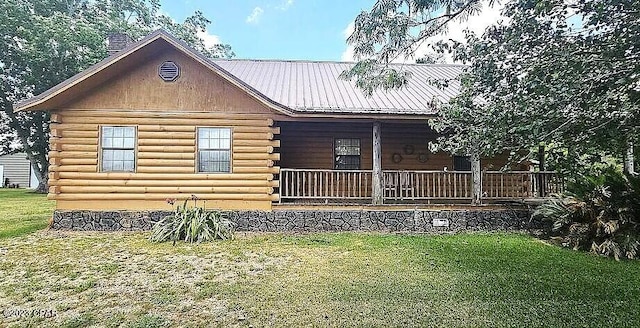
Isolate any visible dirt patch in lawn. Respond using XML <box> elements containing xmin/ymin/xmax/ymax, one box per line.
<box><xmin>0</xmin><ymin>231</ymin><xmax>287</xmax><ymax>327</ymax></box>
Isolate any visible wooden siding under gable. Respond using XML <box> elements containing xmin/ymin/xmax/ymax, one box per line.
<box><xmin>59</xmin><ymin>44</ymin><xmax>281</xmax><ymax>116</ymax></box>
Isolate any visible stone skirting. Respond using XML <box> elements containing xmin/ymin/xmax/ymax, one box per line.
<box><xmin>52</xmin><ymin>210</ymin><xmax>171</xmax><ymax>231</ymax></box>
<box><xmin>51</xmin><ymin>209</ymin><xmax>539</xmax><ymax>232</ymax></box>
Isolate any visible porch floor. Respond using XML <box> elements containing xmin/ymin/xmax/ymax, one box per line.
<box><xmin>273</xmin><ymin>201</ymin><xmax>538</xmax><ymax>211</ymax></box>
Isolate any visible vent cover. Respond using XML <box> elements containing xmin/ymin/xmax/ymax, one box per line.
<box><xmin>158</xmin><ymin>61</ymin><xmax>180</xmax><ymax>82</ymax></box>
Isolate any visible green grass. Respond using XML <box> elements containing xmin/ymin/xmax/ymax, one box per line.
<box><xmin>0</xmin><ymin>191</ymin><xmax>639</xmax><ymax>326</ymax></box>
<box><xmin>0</xmin><ymin>189</ymin><xmax>54</xmax><ymax>238</ymax></box>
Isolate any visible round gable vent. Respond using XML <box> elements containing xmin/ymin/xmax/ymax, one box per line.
<box><xmin>158</xmin><ymin>61</ymin><xmax>180</xmax><ymax>82</ymax></box>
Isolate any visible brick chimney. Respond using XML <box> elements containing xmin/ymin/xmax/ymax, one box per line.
<box><xmin>107</xmin><ymin>33</ymin><xmax>133</xmax><ymax>55</ymax></box>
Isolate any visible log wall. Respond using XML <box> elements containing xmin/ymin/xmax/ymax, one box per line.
<box><xmin>49</xmin><ymin>110</ymin><xmax>280</xmax><ymax>210</ymax></box>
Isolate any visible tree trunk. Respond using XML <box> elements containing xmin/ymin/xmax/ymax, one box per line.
<box><xmin>17</xmin><ymin>132</ymin><xmax>48</xmax><ymax>193</ymax></box>
<box><xmin>624</xmin><ymin>138</ymin><xmax>635</xmax><ymax>175</ymax></box>
<box><xmin>33</xmin><ymin>162</ymin><xmax>48</xmax><ymax>193</ymax></box>
<box><xmin>372</xmin><ymin>122</ymin><xmax>383</xmax><ymax>205</ymax></box>
<box><xmin>471</xmin><ymin>151</ymin><xmax>481</xmax><ymax>205</ymax></box>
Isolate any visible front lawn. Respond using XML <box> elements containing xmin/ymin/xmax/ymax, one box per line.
<box><xmin>0</xmin><ymin>190</ymin><xmax>639</xmax><ymax>327</ymax></box>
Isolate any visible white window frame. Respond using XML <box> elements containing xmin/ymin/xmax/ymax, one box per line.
<box><xmin>100</xmin><ymin>126</ymin><xmax>137</xmax><ymax>173</ymax></box>
<box><xmin>197</xmin><ymin>127</ymin><xmax>233</xmax><ymax>173</ymax></box>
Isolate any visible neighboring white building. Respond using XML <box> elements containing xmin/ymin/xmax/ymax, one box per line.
<box><xmin>0</xmin><ymin>153</ymin><xmax>39</xmax><ymax>189</ymax></box>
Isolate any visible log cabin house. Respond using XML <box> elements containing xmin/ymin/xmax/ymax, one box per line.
<box><xmin>14</xmin><ymin>30</ymin><xmax>563</xmax><ymax>213</ymax></box>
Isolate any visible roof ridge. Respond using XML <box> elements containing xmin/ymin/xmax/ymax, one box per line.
<box><xmin>212</xmin><ymin>58</ymin><xmax>466</xmax><ymax>67</ymax></box>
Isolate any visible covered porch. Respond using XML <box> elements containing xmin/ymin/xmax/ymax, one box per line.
<box><xmin>274</xmin><ymin>120</ymin><xmax>564</xmax><ymax>205</ymax></box>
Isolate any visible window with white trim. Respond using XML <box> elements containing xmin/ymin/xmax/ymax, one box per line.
<box><xmin>101</xmin><ymin>126</ymin><xmax>136</xmax><ymax>172</ymax></box>
<box><xmin>334</xmin><ymin>138</ymin><xmax>361</xmax><ymax>170</ymax></box>
<box><xmin>198</xmin><ymin>127</ymin><xmax>232</xmax><ymax>173</ymax></box>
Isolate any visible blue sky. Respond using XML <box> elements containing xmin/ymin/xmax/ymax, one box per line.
<box><xmin>160</xmin><ymin>0</ymin><xmax>376</xmax><ymax>61</ymax></box>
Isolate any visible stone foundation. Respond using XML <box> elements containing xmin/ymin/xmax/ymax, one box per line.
<box><xmin>52</xmin><ymin>209</ymin><xmax>539</xmax><ymax>232</ymax></box>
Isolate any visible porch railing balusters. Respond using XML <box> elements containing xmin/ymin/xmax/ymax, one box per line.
<box><xmin>278</xmin><ymin>169</ymin><xmax>564</xmax><ymax>203</ymax></box>
<box><xmin>481</xmin><ymin>171</ymin><xmax>562</xmax><ymax>200</ymax></box>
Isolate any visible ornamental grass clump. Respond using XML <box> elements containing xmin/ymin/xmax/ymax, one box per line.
<box><xmin>150</xmin><ymin>196</ymin><xmax>234</xmax><ymax>244</ymax></box>
<box><xmin>533</xmin><ymin>167</ymin><xmax>640</xmax><ymax>260</ymax></box>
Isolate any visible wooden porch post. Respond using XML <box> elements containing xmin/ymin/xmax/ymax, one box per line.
<box><xmin>538</xmin><ymin>144</ymin><xmax>546</xmax><ymax>197</ymax></box>
<box><xmin>538</xmin><ymin>144</ymin><xmax>545</xmax><ymax>171</ymax></box>
<box><xmin>372</xmin><ymin>122</ymin><xmax>383</xmax><ymax>205</ymax></box>
<box><xmin>471</xmin><ymin>151</ymin><xmax>482</xmax><ymax>205</ymax></box>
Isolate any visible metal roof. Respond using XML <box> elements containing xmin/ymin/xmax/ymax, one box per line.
<box><xmin>213</xmin><ymin>59</ymin><xmax>464</xmax><ymax>115</ymax></box>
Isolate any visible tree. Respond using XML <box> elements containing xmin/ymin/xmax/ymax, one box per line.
<box><xmin>0</xmin><ymin>0</ymin><xmax>233</xmax><ymax>192</ymax></box>
<box><xmin>433</xmin><ymin>0</ymin><xmax>639</xmax><ymax>174</ymax></box>
<box><xmin>340</xmin><ymin>0</ymin><xmax>488</xmax><ymax>94</ymax></box>
<box><xmin>343</xmin><ymin>0</ymin><xmax>639</xmax><ymax>174</ymax></box>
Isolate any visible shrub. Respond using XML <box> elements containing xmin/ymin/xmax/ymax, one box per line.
<box><xmin>149</xmin><ymin>197</ymin><xmax>234</xmax><ymax>244</ymax></box>
<box><xmin>533</xmin><ymin>167</ymin><xmax>640</xmax><ymax>260</ymax></box>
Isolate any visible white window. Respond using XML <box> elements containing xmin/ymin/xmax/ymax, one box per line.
<box><xmin>101</xmin><ymin>126</ymin><xmax>136</xmax><ymax>172</ymax></box>
<box><xmin>334</xmin><ymin>138</ymin><xmax>361</xmax><ymax>170</ymax></box>
<box><xmin>198</xmin><ymin>127</ymin><xmax>232</xmax><ymax>173</ymax></box>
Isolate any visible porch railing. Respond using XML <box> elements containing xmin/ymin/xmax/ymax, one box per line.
<box><xmin>383</xmin><ymin>170</ymin><xmax>472</xmax><ymax>200</ymax></box>
<box><xmin>279</xmin><ymin>168</ymin><xmax>372</xmax><ymax>200</ymax></box>
<box><xmin>279</xmin><ymin>168</ymin><xmax>564</xmax><ymax>203</ymax></box>
<box><xmin>482</xmin><ymin>171</ymin><xmax>564</xmax><ymax>199</ymax></box>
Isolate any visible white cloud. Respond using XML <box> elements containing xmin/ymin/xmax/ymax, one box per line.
<box><xmin>277</xmin><ymin>0</ymin><xmax>294</xmax><ymax>11</ymax></box>
<box><xmin>246</xmin><ymin>7</ymin><xmax>264</xmax><ymax>24</ymax></box>
<box><xmin>197</xmin><ymin>29</ymin><xmax>221</xmax><ymax>48</ymax></box>
<box><xmin>340</xmin><ymin>22</ymin><xmax>355</xmax><ymax>62</ymax></box>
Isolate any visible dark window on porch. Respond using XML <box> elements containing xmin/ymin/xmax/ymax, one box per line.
<box><xmin>454</xmin><ymin>156</ymin><xmax>471</xmax><ymax>171</ymax></box>
<box><xmin>334</xmin><ymin>138</ymin><xmax>361</xmax><ymax>170</ymax></box>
